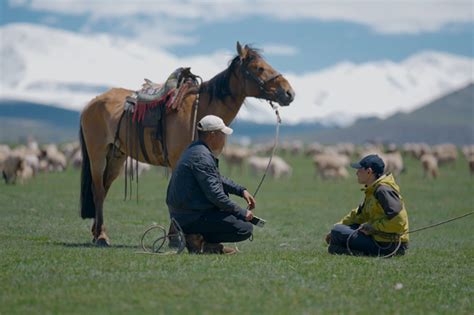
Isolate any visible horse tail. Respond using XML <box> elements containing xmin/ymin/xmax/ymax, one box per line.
<box><xmin>79</xmin><ymin>125</ymin><xmax>96</xmax><ymax>219</ymax></box>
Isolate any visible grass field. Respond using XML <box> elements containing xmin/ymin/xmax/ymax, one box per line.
<box><xmin>1</xmin><ymin>153</ymin><xmax>473</xmax><ymax>314</ymax></box>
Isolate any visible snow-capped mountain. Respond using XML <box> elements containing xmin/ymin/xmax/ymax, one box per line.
<box><xmin>1</xmin><ymin>23</ymin><xmax>473</xmax><ymax>126</ymax></box>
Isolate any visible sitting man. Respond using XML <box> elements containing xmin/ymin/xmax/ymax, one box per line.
<box><xmin>326</xmin><ymin>154</ymin><xmax>409</xmax><ymax>256</ymax></box>
<box><xmin>166</xmin><ymin>115</ymin><xmax>256</xmax><ymax>254</ymax></box>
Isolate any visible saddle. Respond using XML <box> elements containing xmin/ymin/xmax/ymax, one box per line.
<box><xmin>119</xmin><ymin>67</ymin><xmax>201</xmax><ymax>166</ymax></box>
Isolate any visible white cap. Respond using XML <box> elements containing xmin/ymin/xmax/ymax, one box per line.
<box><xmin>197</xmin><ymin>115</ymin><xmax>233</xmax><ymax>135</ymax></box>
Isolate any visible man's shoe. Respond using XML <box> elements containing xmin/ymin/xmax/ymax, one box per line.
<box><xmin>203</xmin><ymin>242</ymin><xmax>237</xmax><ymax>255</ymax></box>
<box><xmin>185</xmin><ymin>234</ymin><xmax>204</xmax><ymax>254</ymax></box>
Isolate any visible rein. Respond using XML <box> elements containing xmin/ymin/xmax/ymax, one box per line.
<box><xmin>346</xmin><ymin>210</ymin><xmax>474</xmax><ymax>258</ymax></box>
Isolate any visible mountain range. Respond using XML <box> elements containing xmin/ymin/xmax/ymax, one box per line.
<box><xmin>311</xmin><ymin>83</ymin><xmax>473</xmax><ymax>145</ymax></box>
<box><xmin>0</xmin><ymin>83</ymin><xmax>472</xmax><ymax>144</ymax></box>
<box><xmin>1</xmin><ymin>23</ymin><xmax>473</xmax><ymax>126</ymax></box>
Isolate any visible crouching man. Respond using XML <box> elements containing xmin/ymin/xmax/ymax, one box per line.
<box><xmin>166</xmin><ymin>115</ymin><xmax>255</xmax><ymax>254</ymax></box>
<box><xmin>326</xmin><ymin>154</ymin><xmax>409</xmax><ymax>256</ymax></box>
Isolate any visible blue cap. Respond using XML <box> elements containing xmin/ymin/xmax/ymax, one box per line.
<box><xmin>351</xmin><ymin>154</ymin><xmax>385</xmax><ymax>175</ymax></box>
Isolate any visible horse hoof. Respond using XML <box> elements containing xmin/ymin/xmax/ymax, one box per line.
<box><xmin>95</xmin><ymin>238</ymin><xmax>110</xmax><ymax>247</ymax></box>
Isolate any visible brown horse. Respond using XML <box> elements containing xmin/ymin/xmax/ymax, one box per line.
<box><xmin>79</xmin><ymin>42</ymin><xmax>295</xmax><ymax>246</ymax></box>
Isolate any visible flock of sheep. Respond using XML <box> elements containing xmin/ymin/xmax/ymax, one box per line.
<box><xmin>222</xmin><ymin>141</ymin><xmax>474</xmax><ymax>180</ymax></box>
<box><xmin>1</xmin><ymin>138</ymin><xmax>473</xmax><ymax>185</ymax></box>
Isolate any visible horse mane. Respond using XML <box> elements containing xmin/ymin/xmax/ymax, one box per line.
<box><xmin>203</xmin><ymin>46</ymin><xmax>263</xmax><ymax>103</ymax></box>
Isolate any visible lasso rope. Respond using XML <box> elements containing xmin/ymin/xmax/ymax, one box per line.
<box><xmin>346</xmin><ymin>210</ymin><xmax>474</xmax><ymax>258</ymax></box>
<box><xmin>252</xmin><ymin>102</ymin><xmax>281</xmax><ymax>199</ymax></box>
<box><xmin>241</xmin><ymin>102</ymin><xmax>281</xmax><ymax>245</ymax></box>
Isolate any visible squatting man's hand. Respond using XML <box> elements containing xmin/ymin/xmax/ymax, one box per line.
<box><xmin>245</xmin><ymin>210</ymin><xmax>254</xmax><ymax>221</ymax></box>
<box><xmin>242</xmin><ymin>190</ymin><xmax>256</xmax><ymax>210</ymax></box>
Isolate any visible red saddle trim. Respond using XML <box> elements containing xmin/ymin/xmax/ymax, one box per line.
<box><xmin>132</xmin><ymin>89</ymin><xmax>175</xmax><ymax>123</ymax></box>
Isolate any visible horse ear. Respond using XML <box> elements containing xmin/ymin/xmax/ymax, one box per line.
<box><xmin>236</xmin><ymin>41</ymin><xmax>247</xmax><ymax>59</ymax></box>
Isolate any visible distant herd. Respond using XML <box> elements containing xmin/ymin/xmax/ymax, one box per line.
<box><xmin>1</xmin><ymin>139</ymin><xmax>473</xmax><ymax>184</ymax></box>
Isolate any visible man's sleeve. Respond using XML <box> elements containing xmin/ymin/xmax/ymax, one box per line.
<box><xmin>221</xmin><ymin>176</ymin><xmax>246</xmax><ymax>197</ymax></box>
<box><xmin>371</xmin><ymin>185</ymin><xmax>404</xmax><ymax>233</ymax></box>
<box><xmin>336</xmin><ymin>204</ymin><xmax>365</xmax><ymax>226</ymax></box>
<box><xmin>192</xmin><ymin>159</ymin><xmax>247</xmax><ymax>219</ymax></box>
<box><xmin>374</xmin><ymin>185</ymin><xmax>402</xmax><ymax>219</ymax></box>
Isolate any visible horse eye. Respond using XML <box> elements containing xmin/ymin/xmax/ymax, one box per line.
<box><xmin>258</xmin><ymin>67</ymin><xmax>264</xmax><ymax>73</ymax></box>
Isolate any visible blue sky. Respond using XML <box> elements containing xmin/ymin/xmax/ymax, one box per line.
<box><xmin>1</xmin><ymin>0</ymin><xmax>473</xmax><ymax>74</ymax></box>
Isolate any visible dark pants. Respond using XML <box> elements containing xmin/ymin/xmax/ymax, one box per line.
<box><xmin>329</xmin><ymin>224</ymin><xmax>407</xmax><ymax>256</ymax></box>
<box><xmin>177</xmin><ymin>211</ymin><xmax>253</xmax><ymax>243</ymax></box>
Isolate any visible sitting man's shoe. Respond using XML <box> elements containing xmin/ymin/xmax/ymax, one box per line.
<box><xmin>185</xmin><ymin>234</ymin><xmax>204</xmax><ymax>254</ymax></box>
<box><xmin>203</xmin><ymin>242</ymin><xmax>237</xmax><ymax>255</ymax></box>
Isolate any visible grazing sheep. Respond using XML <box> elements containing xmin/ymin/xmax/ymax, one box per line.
<box><xmin>320</xmin><ymin>166</ymin><xmax>349</xmax><ymax>179</ymax></box>
<box><xmin>290</xmin><ymin>140</ymin><xmax>304</xmax><ymax>156</ymax></box>
<box><xmin>402</xmin><ymin>143</ymin><xmax>431</xmax><ymax>159</ymax></box>
<box><xmin>71</xmin><ymin>150</ymin><xmax>83</xmax><ymax>170</ymax></box>
<box><xmin>247</xmin><ymin>155</ymin><xmax>291</xmax><ymax>179</ymax></box>
<box><xmin>312</xmin><ymin>153</ymin><xmax>349</xmax><ymax>180</ymax></box>
<box><xmin>222</xmin><ymin>146</ymin><xmax>250</xmax><ymax>175</ymax></box>
<box><xmin>2</xmin><ymin>152</ymin><xmax>34</xmax><ymax>184</ymax></box>
<box><xmin>382</xmin><ymin>152</ymin><xmax>404</xmax><ymax>176</ymax></box>
<box><xmin>335</xmin><ymin>143</ymin><xmax>355</xmax><ymax>157</ymax></box>
<box><xmin>432</xmin><ymin>144</ymin><xmax>458</xmax><ymax>165</ymax></box>
<box><xmin>420</xmin><ymin>154</ymin><xmax>439</xmax><ymax>179</ymax></box>
<box><xmin>61</xmin><ymin>141</ymin><xmax>81</xmax><ymax>165</ymax></box>
<box><xmin>305</xmin><ymin>142</ymin><xmax>324</xmax><ymax>157</ymax></box>
<box><xmin>269</xmin><ymin>156</ymin><xmax>292</xmax><ymax>179</ymax></box>
<box><xmin>46</xmin><ymin>151</ymin><xmax>67</xmax><ymax>172</ymax></box>
<box><xmin>247</xmin><ymin>156</ymin><xmax>269</xmax><ymax>176</ymax></box>
<box><xmin>461</xmin><ymin>145</ymin><xmax>474</xmax><ymax>159</ymax></box>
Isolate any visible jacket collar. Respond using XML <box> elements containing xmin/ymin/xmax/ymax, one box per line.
<box><xmin>363</xmin><ymin>173</ymin><xmax>399</xmax><ymax>194</ymax></box>
<box><xmin>192</xmin><ymin>140</ymin><xmax>220</xmax><ymax>164</ymax></box>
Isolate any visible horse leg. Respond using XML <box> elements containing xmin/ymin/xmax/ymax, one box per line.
<box><xmin>91</xmin><ymin>148</ymin><xmax>127</xmax><ymax>244</ymax></box>
<box><xmin>103</xmin><ymin>149</ymin><xmax>127</xmax><ymax>195</ymax></box>
<box><xmin>88</xmin><ymin>147</ymin><xmax>109</xmax><ymax>246</ymax></box>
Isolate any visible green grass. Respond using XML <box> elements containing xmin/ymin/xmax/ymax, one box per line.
<box><xmin>1</xmin><ymin>154</ymin><xmax>473</xmax><ymax>314</ymax></box>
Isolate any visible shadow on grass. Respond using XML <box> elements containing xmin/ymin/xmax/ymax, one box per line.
<box><xmin>53</xmin><ymin>241</ymin><xmax>139</xmax><ymax>249</ymax></box>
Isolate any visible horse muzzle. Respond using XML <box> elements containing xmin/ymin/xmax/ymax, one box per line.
<box><xmin>275</xmin><ymin>87</ymin><xmax>295</xmax><ymax>106</ymax></box>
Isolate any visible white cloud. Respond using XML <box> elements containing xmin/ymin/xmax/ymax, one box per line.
<box><xmin>1</xmin><ymin>24</ymin><xmax>473</xmax><ymax>126</ymax></box>
<box><xmin>261</xmin><ymin>43</ymin><xmax>299</xmax><ymax>56</ymax></box>
<box><xmin>15</xmin><ymin>0</ymin><xmax>474</xmax><ymax>34</ymax></box>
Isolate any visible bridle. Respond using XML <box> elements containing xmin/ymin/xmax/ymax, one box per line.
<box><xmin>239</xmin><ymin>58</ymin><xmax>283</xmax><ymax>102</ymax></box>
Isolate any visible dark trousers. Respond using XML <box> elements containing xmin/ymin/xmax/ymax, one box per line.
<box><xmin>178</xmin><ymin>211</ymin><xmax>253</xmax><ymax>244</ymax></box>
<box><xmin>329</xmin><ymin>224</ymin><xmax>407</xmax><ymax>256</ymax></box>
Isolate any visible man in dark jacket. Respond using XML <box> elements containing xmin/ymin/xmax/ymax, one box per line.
<box><xmin>167</xmin><ymin>115</ymin><xmax>256</xmax><ymax>254</ymax></box>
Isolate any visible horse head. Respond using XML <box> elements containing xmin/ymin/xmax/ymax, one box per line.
<box><xmin>236</xmin><ymin>42</ymin><xmax>295</xmax><ymax>106</ymax></box>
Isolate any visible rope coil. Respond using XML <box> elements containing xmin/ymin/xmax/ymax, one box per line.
<box><xmin>346</xmin><ymin>211</ymin><xmax>474</xmax><ymax>258</ymax></box>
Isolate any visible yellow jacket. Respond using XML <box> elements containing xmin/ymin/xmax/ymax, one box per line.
<box><xmin>337</xmin><ymin>173</ymin><xmax>409</xmax><ymax>243</ymax></box>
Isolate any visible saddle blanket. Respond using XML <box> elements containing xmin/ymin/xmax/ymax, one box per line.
<box><xmin>125</xmin><ymin>67</ymin><xmax>199</xmax><ymax>123</ymax></box>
